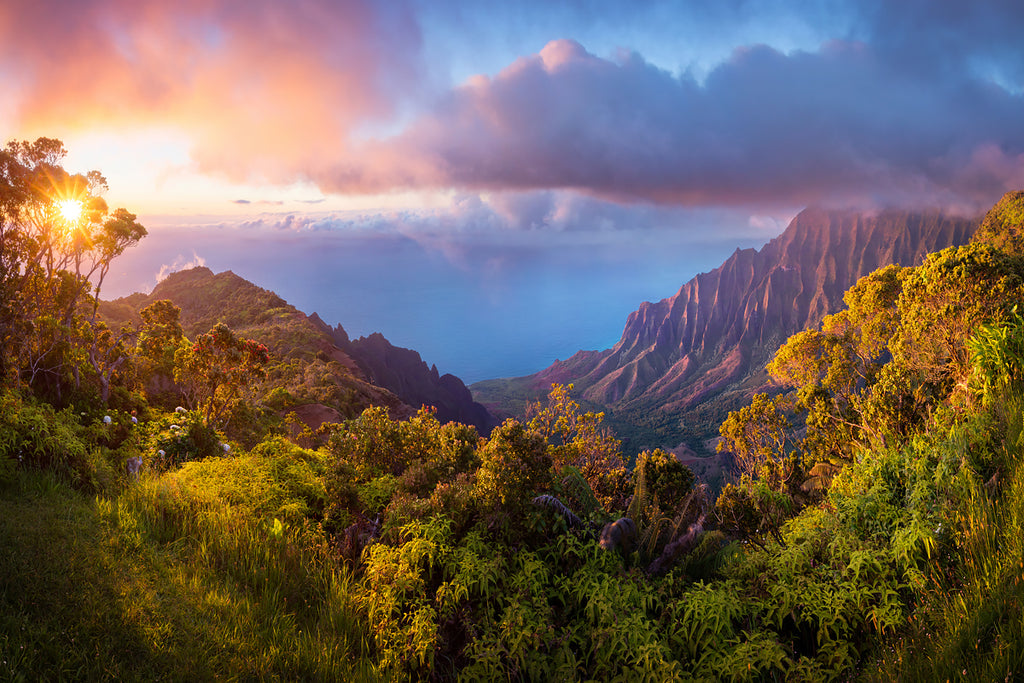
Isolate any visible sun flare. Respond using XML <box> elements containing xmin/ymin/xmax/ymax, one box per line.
<box><xmin>57</xmin><ymin>198</ymin><xmax>83</xmax><ymax>223</ymax></box>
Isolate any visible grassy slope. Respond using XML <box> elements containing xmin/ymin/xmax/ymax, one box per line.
<box><xmin>875</xmin><ymin>399</ymin><xmax>1024</xmax><ymax>680</ymax></box>
<box><xmin>0</xmin><ymin>472</ymin><xmax>205</xmax><ymax>681</ymax></box>
<box><xmin>0</xmin><ymin>471</ymin><xmax>372</xmax><ymax>682</ymax></box>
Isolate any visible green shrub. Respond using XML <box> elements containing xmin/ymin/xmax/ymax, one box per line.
<box><xmin>357</xmin><ymin>474</ymin><xmax>397</xmax><ymax>516</ymax></box>
<box><xmin>0</xmin><ymin>389</ymin><xmax>92</xmax><ymax>489</ymax></box>
<box><xmin>167</xmin><ymin>436</ymin><xmax>327</xmax><ymax>524</ymax></box>
<box><xmin>475</xmin><ymin>419</ymin><xmax>551</xmax><ymax>510</ymax></box>
<box><xmin>323</xmin><ymin>460</ymin><xmax>360</xmax><ymax>535</ymax></box>
<box><xmin>154</xmin><ymin>410</ymin><xmax>223</xmax><ymax>469</ymax></box>
<box><xmin>427</xmin><ymin>472</ymin><xmax>480</xmax><ymax>535</ymax></box>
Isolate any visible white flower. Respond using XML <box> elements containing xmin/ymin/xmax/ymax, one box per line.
<box><xmin>103</xmin><ymin>415</ymin><xmax>112</xmax><ymax>424</ymax></box>
<box><xmin>157</xmin><ymin>450</ymin><xmax>166</xmax><ymax>457</ymax></box>
<box><xmin>170</xmin><ymin>424</ymin><xmax>181</xmax><ymax>431</ymax></box>
<box><xmin>222</xmin><ymin>443</ymin><xmax>231</xmax><ymax>452</ymax></box>
<box><xmin>131</xmin><ymin>416</ymin><xmax>138</xmax><ymax>424</ymax></box>
<box><xmin>175</xmin><ymin>406</ymin><xmax>187</xmax><ymax>413</ymax></box>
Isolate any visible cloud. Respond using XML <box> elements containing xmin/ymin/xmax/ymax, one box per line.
<box><xmin>155</xmin><ymin>250</ymin><xmax>206</xmax><ymax>284</ymax></box>
<box><xmin>5</xmin><ymin>1</ymin><xmax>1022</xmax><ymax>211</ymax></box>
<box><xmin>864</xmin><ymin>0</ymin><xmax>1024</xmax><ymax>87</ymax></box>
<box><xmin>216</xmin><ymin>191</ymin><xmax>761</xmax><ymax>238</ymax></box>
<box><xmin>193</xmin><ymin>192</ymin><xmax>772</xmax><ymax>281</ymax></box>
<box><xmin>0</xmin><ymin>0</ymin><xmax>423</xmax><ymax>183</ymax></box>
<box><xmin>232</xmin><ymin>199</ymin><xmax>283</xmax><ymax>206</ymax></box>
<box><xmin>110</xmin><ymin>197</ymin><xmax>771</xmax><ymax>317</ymax></box>
<box><xmin>323</xmin><ymin>33</ymin><xmax>1024</xmax><ymax>209</ymax></box>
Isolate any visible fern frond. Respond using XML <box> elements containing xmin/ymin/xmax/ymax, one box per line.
<box><xmin>531</xmin><ymin>494</ymin><xmax>584</xmax><ymax>529</ymax></box>
<box><xmin>559</xmin><ymin>465</ymin><xmax>601</xmax><ymax>517</ymax></box>
<box><xmin>640</xmin><ymin>515</ymin><xmax>668</xmax><ymax>559</ymax></box>
<box><xmin>627</xmin><ymin>461</ymin><xmax>648</xmax><ymax>529</ymax></box>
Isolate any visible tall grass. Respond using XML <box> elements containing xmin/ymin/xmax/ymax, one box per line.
<box><xmin>104</xmin><ymin>474</ymin><xmax>376</xmax><ymax>680</ymax></box>
<box><xmin>877</xmin><ymin>395</ymin><xmax>1024</xmax><ymax>680</ymax></box>
<box><xmin>0</xmin><ymin>468</ymin><xmax>375</xmax><ymax>681</ymax></box>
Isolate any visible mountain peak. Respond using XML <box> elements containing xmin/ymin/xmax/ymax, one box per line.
<box><xmin>107</xmin><ymin>267</ymin><xmax>494</xmax><ymax>433</ymax></box>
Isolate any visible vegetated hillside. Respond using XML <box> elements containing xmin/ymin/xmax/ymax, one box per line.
<box><xmin>103</xmin><ymin>267</ymin><xmax>493</xmax><ymax>432</ymax></box>
<box><xmin>310</xmin><ymin>315</ymin><xmax>495</xmax><ymax>433</ymax></box>
<box><xmin>474</xmin><ymin>208</ymin><xmax>978</xmax><ymax>460</ymax></box>
<box><xmin>6</xmin><ymin>162</ymin><xmax>1024</xmax><ymax>682</ymax></box>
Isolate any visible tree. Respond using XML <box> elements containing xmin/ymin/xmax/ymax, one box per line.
<box><xmin>77</xmin><ymin>319</ymin><xmax>135</xmax><ymax>404</ymax></box>
<box><xmin>476</xmin><ymin>419</ymin><xmax>552</xmax><ymax>509</ymax></box>
<box><xmin>525</xmin><ymin>383</ymin><xmax>627</xmax><ymax>509</ymax></box>
<box><xmin>888</xmin><ymin>243</ymin><xmax>1024</xmax><ymax>403</ymax></box>
<box><xmin>138</xmin><ymin>300</ymin><xmax>185</xmax><ymax>360</ymax></box>
<box><xmin>768</xmin><ymin>265</ymin><xmax>904</xmax><ymax>463</ymax></box>
<box><xmin>174</xmin><ymin>322</ymin><xmax>269</xmax><ymax>428</ymax></box>
<box><xmin>717</xmin><ymin>392</ymin><xmax>790</xmax><ymax>480</ymax></box>
<box><xmin>972</xmin><ymin>190</ymin><xmax>1024</xmax><ymax>256</ymax></box>
<box><xmin>0</xmin><ymin>137</ymin><xmax>146</xmax><ymax>399</ymax></box>
<box><xmin>136</xmin><ymin>300</ymin><xmax>187</xmax><ymax>403</ymax></box>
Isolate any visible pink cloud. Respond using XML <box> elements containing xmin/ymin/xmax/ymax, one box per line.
<box><xmin>1</xmin><ymin>0</ymin><xmax>422</xmax><ymax>183</ymax></box>
<box><xmin>5</xmin><ymin>2</ymin><xmax>1023</xmax><ymax>211</ymax></box>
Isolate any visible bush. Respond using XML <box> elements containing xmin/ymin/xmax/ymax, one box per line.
<box><xmin>167</xmin><ymin>436</ymin><xmax>327</xmax><ymax>524</ymax></box>
<box><xmin>323</xmin><ymin>460</ymin><xmax>361</xmax><ymax>535</ymax></box>
<box><xmin>0</xmin><ymin>389</ymin><xmax>89</xmax><ymax>488</ymax></box>
<box><xmin>153</xmin><ymin>410</ymin><xmax>224</xmax><ymax>469</ymax></box>
<box><xmin>358</xmin><ymin>474</ymin><xmax>397</xmax><ymax>516</ymax></box>
<box><xmin>0</xmin><ymin>389</ymin><xmax>143</xmax><ymax>494</ymax></box>
<box><xmin>475</xmin><ymin>420</ymin><xmax>552</xmax><ymax>510</ymax></box>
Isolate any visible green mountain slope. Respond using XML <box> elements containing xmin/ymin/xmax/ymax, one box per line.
<box><xmin>102</xmin><ymin>267</ymin><xmax>492</xmax><ymax>431</ymax></box>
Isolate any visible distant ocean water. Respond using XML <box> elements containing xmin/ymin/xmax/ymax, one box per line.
<box><xmin>104</xmin><ymin>224</ymin><xmax>766</xmax><ymax>384</ymax></box>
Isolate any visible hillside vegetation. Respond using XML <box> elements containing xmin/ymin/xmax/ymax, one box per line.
<box><xmin>104</xmin><ymin>267</ymin><xmax>494</xmax><ymax>435</ymax></box>
<box><xmin>102</xmin><ymin>267</ymin><xmax>408</xmax><ymax>427</ymax></box>
<box><xmin>2</xmin><ymin>138</ymin><xmax>1024</xmax><ymax>680</ymax></box>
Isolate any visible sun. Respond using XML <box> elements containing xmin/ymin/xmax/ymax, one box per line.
<box><xmin>57</xmin><ymin>198</ymin><xmax>83</xmax><ymax>223</ymax></box>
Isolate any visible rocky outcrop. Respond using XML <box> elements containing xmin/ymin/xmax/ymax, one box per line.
<box><xmin>311</xmin><ymin>317</ymin><xmax>495</xmax><ymax>434</ymax></box>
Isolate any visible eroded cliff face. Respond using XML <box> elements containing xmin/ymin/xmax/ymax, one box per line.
<box><xmin>576</xmin><ymin>209</ymin><xmax>977</xmax><ymax>409</ymax></box>
<box><xmin>479</xmin><ymin>207</ymin><xmax>978</xmax><ymax>450</ymax></box>
<box><xmin>314</xmin><ymin>322</ymin><xmax>495</xmax><ymax>434</ymax></box>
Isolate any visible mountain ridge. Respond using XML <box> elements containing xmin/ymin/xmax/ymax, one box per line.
<box><xmin>309</xmin><ymin>315</ymin><xmax>495</xmax><ymax>431</ymax></box>
<box><xmin>473</xmin><ymin>207</ymin><xmax>979</xmax><ymax>458</ymax></box>
<box><xmin>103</xmin><ymin>267</ymin><xmax>493</xmax><ymax>433</ymax></box>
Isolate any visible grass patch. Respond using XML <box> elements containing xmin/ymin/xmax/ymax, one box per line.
<box><xmin>0</xmin><ymin>469</ymin><xmax>373</xmax><ymax>681</ymax></box>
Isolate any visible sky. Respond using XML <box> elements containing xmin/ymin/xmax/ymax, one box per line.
<box><xmin>4</xmin><ymin>0</ymin><xmax>1024</xmax><ymax>382</ymax></box>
